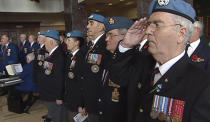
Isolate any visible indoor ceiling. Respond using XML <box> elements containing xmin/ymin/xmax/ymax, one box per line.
<box><xmin>80</xmin><ymin>0</ymin><xmax>137</xmax><ymax>18</ymax></box>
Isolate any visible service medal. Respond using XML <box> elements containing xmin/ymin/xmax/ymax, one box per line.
<box><xmin>158</xmin><ymin>112</ymin><xmax>165</xmax><ymax>121</ymax></box>
<box><xmin>111</xmin><ymin>88</ymin><xmax>120</xmax><ymax>102</ymax></box>
<box><xmin>68</xmin><ymin>72</ymin><xmax>74</xmax><ymax>79</ymax></box>
<box><xmin>91</xmin><ymin>65</ymin><xmax>99</xmax><ymax>73</ymax></box>
<box><xmin>150</xmin><ymin>108</ymin><xmax>157</xmax><ymax>119</ymax></box>
<box><xmin>45</xmin><ymin>69</ymin><xmax>51</xmax><ymax>75</ymax></box>
<box><xmin>38</xmin><ymin>61</ymin><xmax>43</xmax><ymax>66</ymax></box>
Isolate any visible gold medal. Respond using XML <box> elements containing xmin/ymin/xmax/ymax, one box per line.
<box><xmin>68</xmin><ymin>72</ymin><xmax>74</xmax><ymax>79</ymax></box>
<box><xmin>91</xmin><ymin>65</ymin><xmax>99</xmax><ymax>73</ymax></box>
<box><xmin>38</xmin><ymin>61</ymin><xmax>43</xmax><ymax>66</ymax></box>
<box><xmin>45</xmin><ymin>69</ymin><xmax>51</xmax><ymax>75</ymax></box>
<box><xmin>158</xmin><ymin>112</ymin><xmax>165</xmax><ymax>121</ymax></box>
<box><xmin>111</xmin><ymin>88</ymin><xmax>120</xmax><ymax>102</ymax></box>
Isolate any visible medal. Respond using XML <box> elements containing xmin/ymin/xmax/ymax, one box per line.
<box><xmin>111</xmin><ymin>88</ymin><xmax>120</xmax><ymax>102</ymax></box>
<box><xmin>38</xmin><ymin>61</ymin><xmax>43</xmax><ymax>66</ymax></box>
<box><xmin>68</xmin><ymin>72</ymin><xmax>74</xmax><ymax>79</ymax></box>
<box><xmin>150</xmin><ymin>95</ymin><xmax>159</xmax><ymax>119</ymax></box>
<box><xmin>91</xmin><ymin>65</ymin><xmax>99</xmax><ymax>73</ymax></box>
<box><xmin>45</xmin><ymin>69</ymin><xmax>51</xmax><ymax>75</ymax></box>
<box><xmin>137</xmin><ymin>82</ymin><xmax>142</xmax><ymax>89</ymax></box>
<box><xmin>24</xmin><ymin>48</ymin><xmax>27</xmax><ymax>53</ymax></box>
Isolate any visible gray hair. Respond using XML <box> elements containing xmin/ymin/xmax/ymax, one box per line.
<box><xmin>26</xmin><ymin>53</ymin><xmax>35</xmax><ymax>61</ymax></box>
<box><xmin>193</xmin><ymin>21</ymin><xmax>204</xmax><ymax>37</ymax></box>
<box><xmin>171</xmin><ymin>14</ymin><xmax>194</xmax><ymax>44</ymax></box>
<box><xmin>118</xmin><ymin>28</ymin><xmax>128</xmax><ymax>35</ymax></box>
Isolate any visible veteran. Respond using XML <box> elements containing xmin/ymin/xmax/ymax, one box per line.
<box><xmin>98</xmin><ymin>16</ymin><xmax>133</xmax><ymax>122</ymax></box>
<box><xmin>110</xmin><ymin>0</ymin><xmax>210</xmax><ymax>122</ymax></box>
<box><xmin>19</xmin><ymin>33</ymin><xmax>30</xmax><ymax>65</ymax></box>
<box><xmin>63</xmin><ymin>30</ymin><xmax>85</xmax><ymax>122</ymax></box>
<box><xmin>187</xmin><ymin>21</ymin><xmax>210</xmax><ymax>72</ymax></box>
<box><xmin>36</xmin><ymin>29</ymin><xmax>65</xmax><ymax>122</ymax></box>
<box><xmin>76</xmin><ymin>13</ymin><xmax>111</xmax><ymax>122</ymax></box>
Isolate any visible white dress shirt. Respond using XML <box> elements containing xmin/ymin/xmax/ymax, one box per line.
<box><xmin>49</xmin><ymin>46</ymin><xmax>58</xmax><ymax>56</ymax></box>
<box><xmin>153</xmin><ymin>51</ymin><xmax>185</xmax><ymax>85</ymax></box>
<box><xmin>187</xmin><ymin>39</ymin><xmax>200</xmax><ymax>57</ymax></box>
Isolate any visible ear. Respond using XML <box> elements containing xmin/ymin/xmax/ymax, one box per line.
<box><xmin>177</xmin><ymin>26</ymin><xmax>187</xmax><ymax>44</ymax></box>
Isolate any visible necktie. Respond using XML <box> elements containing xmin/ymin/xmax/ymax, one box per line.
<box><xmin>185</xmin><ymin>43</ymin><xmax>190</xmax><ymax>52</ymax></box>
<box><xmin>150</xmin><ymin>67</ymin><xmax>160</xmax><ymax>86</ymax></box>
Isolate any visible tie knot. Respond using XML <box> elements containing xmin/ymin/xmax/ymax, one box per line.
<box><xmin>153</xmin><ymin>67</ymin><xmax>160</xmax><ymax>74</ymax></box>
<box><xmin>185</xmin><ymin>43</ymin><xmax>190</xmax><ymax>52</ymax></box>
<box><xmin>87</xmin><ymin>41</ymin><xmax>93</xmax><ymax>47</ymax></box>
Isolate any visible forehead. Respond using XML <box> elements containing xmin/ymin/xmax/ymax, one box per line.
<box><xmin>107</xmin><ymin>29</ymin><xmax>119</xmax><ymax>34</ymax></box>
<box><xmin>148</xmin><ymin>12</ymin><xmax>174</xmax><ymax>24</ymax></box>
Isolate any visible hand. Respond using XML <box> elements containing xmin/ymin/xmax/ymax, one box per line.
<box><xmin>121</xmin><ymin>17</ymin><xmax>147</xmax><ymax>48</ymax></box>
<box><xmin>78</xmin><ymin>107</ymin><xmax>87</xmax><ymax>116</ymax></box>
<box><xmin>56</xmin><ymin>100</ymin><xmax>63</xmax><ymax>105</ymax></box>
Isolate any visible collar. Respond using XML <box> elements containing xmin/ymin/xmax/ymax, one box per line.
<box><xmin>155</xmin><ymin>51</ymin><xmax>185</xmax><ymax>76</ymax></box>
<box><xmin>30</xmin><ymin>42</ymin><xmax>34</xmax><ymax>47</ymax></box>
<box><xmin>49</xmin><ymin>46</ymin><xmax>58</xmax><ymax>56</ymax></box>
<box><xmin>187</xmin><ymin>39</ymin><xmax>200</xmax><ymax>57</ymax></box>
<box><xmin>139</xmin><ymin>39</ymin><xmax>148</xmax><ymax>50</ymax></box>
<box><xmin>92</xmin><ymin>33</ymin><xmax>104</xmax><ymax>46</ymax></box>
<box><xmin>5</xmin><ymin>43</ymin><xmax>9</xmax><ymax>48</ymax></box>
<box><xmin>40</xmin><ymin>44</ymin><xmax>44</xmax><ymax>48</ymax></box>
<box><xmin>22</xmin><ymin>40</ymin><xmax>26</xmax><ymax>45</ymax></box>
<box><xmin>72</xmin><ymin>49</ymin><xmax>79</xmax><ymax>57</ymax></box>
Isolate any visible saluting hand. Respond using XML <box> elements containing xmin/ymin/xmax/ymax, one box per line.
<box><xmin>121</xmin><ymin>17</ymin><xmax>147</xmax><ymax>48</ymax></box>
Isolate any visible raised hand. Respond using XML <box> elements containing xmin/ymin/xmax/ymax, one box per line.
<box><xmin>121</xmin><ymin>17</ymin><xmax>147</xmax><ymax>48</ymax></box>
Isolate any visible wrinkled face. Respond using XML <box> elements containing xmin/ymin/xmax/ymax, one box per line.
<box><xmin>28</xmin><ymin>35</ymin><xmax>35</xmax><ymax>43</ymax></box>
<box><xmin>44</xmin><ymin>37</ymin><xmax>53</xmax><ymax>52</ymax></box>
<box><xmin>37</xmin><ymin>35</ymin><xmax>46</xmax><ymax>45</ymax></box>
<box><xmin>20</xmin><ymin>34</ymin><xmax>26</xmax><ymax>42</ymax></box>
<box><xmin>66</xmin><ymin>37</ymin><xmax>78</xmax><ymax>51</ymax></box>
<box><xmin>87</xmin><ymin>20</ymin><xmax>103</xmax><ymax>37</ymax></box>
<box><xmin>1</xmin><ymin>35</ymin><xmax>9</xmax><ymax>45</ymax></box>
<box><xmin>106</xmin><ymin>29</ymin><xmax>124</xmax><ymax>53</ymax></box>
<box><xmin>146</xmin><ymin>12</ymin><xmax>180</xmax><ymax>57</ymax></box>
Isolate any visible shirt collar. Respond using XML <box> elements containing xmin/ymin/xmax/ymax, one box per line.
<box><xmin>139</xmin><ymin>39</ymin><xmax>148</xmax><ymax>50</ymax></box>
<box><xmin>72</xmin><ymin>49</ymin><xmax>79</xmax><ymax>57</ymax></box>
<box><xmin>30</xmin><ymin>42</ymin><xmax>34</xmax><ymax>47</ymax></box>
<box><xmin>187</xmin><ymin>39</ymin><xmax>200</xmax><ymax>57</ymax></box>
<box><xmin>49</xmin><ymin>46</ymin><xmax>58</xmax><ymax>56</ymax></box>
<box><xmin>40</xmin><ymin>44</ymin><xmax>44</xmax><ymax>48</ymax></box>
<box><xmin>22</xmin><ymin>40</ymin><xmax>26</xmax><ymax>45</ymax></box>
<box><xmin>155</xmin><ymin>51</ymin><xmax>185</xmax><ymax>76</ymax></box>
<box><xmin>92</xmin><ymin>33</ymin><xmax>104</xmax><ymax>46</ymax></box>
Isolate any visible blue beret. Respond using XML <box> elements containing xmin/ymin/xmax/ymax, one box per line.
<box><xmin>45</xmin><ymin>29</ymin><xmax>60</xmax><ymax>41</ymax></box>
<box><xmin>66</xmin><ymin>30</ymin><xmax>83</xmax><ymax>38</ymax></box>
<box><xmin>37</xmin><ymin>31</ymin><xmax>47</xmax><ymax>36</ymax></box>
<box><xmin>149</xmin><ymin>0</ymin><xmax>196</xmax><ymax>22</ymax></box>
<box><xmin>104</xmin><ymin>17</ymin><xmax>134</xmax><ymax>32</ymax></box>
<box><xmin>88</xmin><ymin>14</ymin><xmax>105</xmax><ymax>23</ymax></box>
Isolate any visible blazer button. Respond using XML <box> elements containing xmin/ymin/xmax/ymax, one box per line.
<box><xmin>98</xmin><ymin>98</ymin><xmax>102</xmax><ymax>102</ymax></box>
<box><xmin>139</xmin><ymin>108</ymin><xmax>143</xmax><ymax>113</ymax></box>
<box><xmin>99</xmin><ymin>111</ymin><xmax>103</xmax><ymax>115</ymax></box>
<box><xmin>81</xmin><ymin>76</ymin><xmax>84</xmax><ymax>79</ymax></box>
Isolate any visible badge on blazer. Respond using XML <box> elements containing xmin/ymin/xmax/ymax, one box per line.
<box><xmin>91</xmin><ymin>65</ymin><xmax>99</xmax><ymax>73</ymax></box>
<box><xmin>191</xmin><ymin>54</ymin><xmax>204</xmax><ymax>62</ymax></box>
<box><xmin>38</xmin><ymin>61</ymin><xmax>43</xmax><ymax>66</ymax></box>
<box><xmin>43</xmin><ymin>61</ymin><xmax>53</xmax><ymax>75</ymax></box>
<box><xmin>24</xmin><ymin>48</ymin><xmax>27</xmax><ymax>54</ymax></box>
<box><xmin>45</xmin><ymin>69</ymin><xmax>51</xmax><ymax>75</ymax></box>
<box><xmin>7</xmin><ymin>49</ymin><xmax>11</xmax><ymax>56</ymax></box>
<box><xmin>88</xmin><ymin>53</ymin><xmax>102</xmax><ymax>65</ymax></box>
<box><xmin>150</xmin><ymin>95</ymin><xmax>185</xmax><ymax>122</ymax></box>
<box><xmin>68</xmin><ymin>72</ymin><xmax>74</xmax><ymax>79</ymax></box>
<box><xmin>112</xmin><ymin>88</ymin><xmax>120</xmax><ymax>102</ymax></box>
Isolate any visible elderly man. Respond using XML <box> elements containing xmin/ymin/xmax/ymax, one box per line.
<box><xmin>19</xmin><ymin>33</ymin><xmax>30</xmax><ymax>65</ymax></box>
<box><xmin>37</xmin><ymin>29</ymin><xmax>65</xmax><ymax>122</ymax></box>
<box><xmin>111</xmin><ymin>0</ymin><xmax>210</xmax><ymax>122</ymax></box>
<box><xmin>28</xmin><ymin>34</ymin><xmax>39</xmax><ymax>54</ymax></box>
<box><xmin>0</xmin><ymin>34</ymin><xmax>19</xmax><ymax>73</ymax></box>
<box><xmin>97</xmin><ymin>17</ymin><xmax>133</xmax><ymax>122</ymax></box>
<box><xmin>77</xmin><ymin>14</ymin><xmax>111</xmax><ymax>122</ymax></box>
<box><xmin>187</xmin><ymin>21</ymin><xmax>210</xmax><ymax>72</ymax></box>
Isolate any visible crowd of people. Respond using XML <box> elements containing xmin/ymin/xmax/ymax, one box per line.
<box><xmin>1</xmin><ymin>0</ymin><xmax>210</xmax><ymax>122</ymax></box>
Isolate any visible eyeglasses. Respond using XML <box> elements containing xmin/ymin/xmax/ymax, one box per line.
<box><xmin>147</xmin><ymin>22</ymin><xmax>182</xmax><ymax>31</ymax></box>
<box><xmin>106</xmin><ymin>33</ymin><xmax>120</xmax><ymax>39</ymax></box>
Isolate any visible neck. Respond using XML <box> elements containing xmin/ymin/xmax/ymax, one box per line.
<box><xmin>71</xmin><ymin>47</ymin><xmax>79</xmax><ymax>53</ymax></box>
<box><xmin>92</xmin><ymin>32</ymin><xmax>104</xmax><ymax>40</ymax></box>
